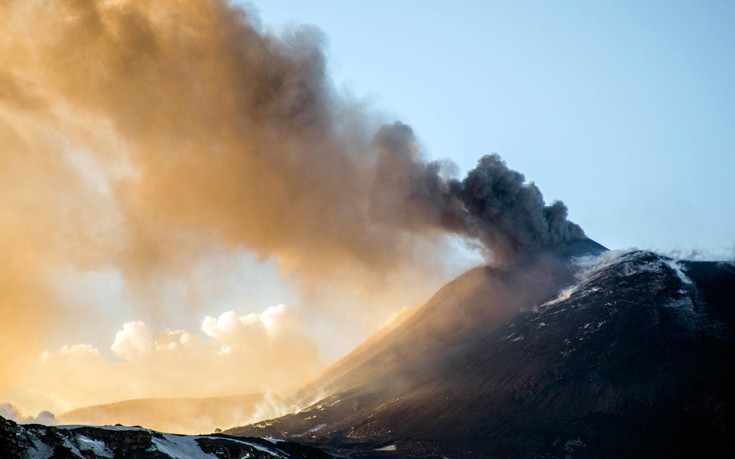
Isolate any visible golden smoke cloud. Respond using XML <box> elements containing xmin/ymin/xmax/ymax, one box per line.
<box><xmin>0</xmin><ymin>0</ymin><xmax>584</xmax><ymax>424</ymax></box>
<box><xmin>0</xmin><ymin>0</ymin><xmax>464</xmax><ymax>418</ymax></box>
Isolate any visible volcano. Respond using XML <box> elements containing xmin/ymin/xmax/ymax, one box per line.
<box><xmin>4</xmin><ymin>240</ymin><xmax>733</xmax><ymax>458</ymax></box>
<box><xmin>228</xmin><ymin>242</ymin><xmax>735</xmax><ymax>458</ymax></box>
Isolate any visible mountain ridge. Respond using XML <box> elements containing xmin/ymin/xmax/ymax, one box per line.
<box><xmin>4</xmin><ymin>244</ymin><xmax>733</xmax><ymax>458</ymax></box>
<box><xmin>229</xmin><ymin>249</ymin><xmax>735</xmax><ymax>458</ymax></box>
<box><xmin>0</xmin><ymin>415</ymin><xmax>331</xmax><ymax>459</ymax></box>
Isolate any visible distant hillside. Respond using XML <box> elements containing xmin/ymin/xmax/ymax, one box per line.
<box><xmin>61</xmin><ymin>394</ymin><xmax>262</xmax><ymax>434</ymax></box>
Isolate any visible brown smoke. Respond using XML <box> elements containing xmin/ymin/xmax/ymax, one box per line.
<box><xmin>0</xmin><ymin>0</ymin><xmax>585</xmax><ymax>413</ymax></box>
<box><xmin>4</xmin><ymin>0</ymin><xmax>582</xmax><ymax>273</ymax></box>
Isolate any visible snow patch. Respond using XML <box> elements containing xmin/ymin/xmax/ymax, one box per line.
<box><xmin>539</xmin><ymin>286</ymin><xmax>575</xmax><ymax>309</ymax></box>
<box><xmin>538</xmin><ymin>251</ymin><xmax>637</xmax><ymax>310</ymax></box>
<box><xmin>294</xmin><ymin>423</ymin><xmax>326</xmax><ymax>438</ymax></box>
<box><xmin>665</xmin><ymin>259</ymin><xmax>693</xmax><ymax>285</ymax></box>
<box><xmin>61</xmin><ymin>436</ymin><xmax>85</xmax><ymax>458</ymax></box>
<box><xmin>540</xmin><ymin>250</ymin><xmax>695</xmax><ymax>313</ymax></box>
<box><xmin>76</xmin><ymin>435</ymin><xmax>114</xmax><ymax>458</ymax></box>
<box><xmin>501</xmin><ymin>332</ymin><xmax>518</xmax><ymax>341</ymax></box>
<box><xmin>564</xmin><ymin>437</ymin><xmax>587</xmax><ymax>458</ymax></box>
<box><xmin>572</xmin><ymin>250</ymin><xmax>632</xmax><ymax>277</ymax></box>
<box><xmin>151</xmin><ymin>434</ymin><xmax>218</xmax><ymax>459</ymax></box>
<box><xmin>28</xmin><ymin>433</ymin><xmax>54</xmax><ymax>459</ymax></box>
<box><xmin>374</xmin><ymin>443</ymin><xmax>397</xmax><ymax>452</ymax></box>
<box><xmin>238</xmin><ymin>439</ymin><xmax>287</xmax><ymax>458</ymax></box>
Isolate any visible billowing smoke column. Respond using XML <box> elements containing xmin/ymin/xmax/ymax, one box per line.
<box><xmin>0</xmin><ymin>0</ymin><xmax>584</xmax><ymax>277</ymax></box>
<box><xmin>457</xmin><ymin>154</ymin><xmax>585</xmax><ymax>259</ymax></box>
<box><xmin>0</xmin><ymin>0</ymin><xmax>587</xmax><ymax>409</ymax></box>
<box><xmin>372</xmin><ymin>122</ymin><xmax>585</xmax><ymax>262</ymax></box>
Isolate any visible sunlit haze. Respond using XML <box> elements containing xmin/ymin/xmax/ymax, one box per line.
<box><xmin>1</xmin><ymin>0</ymin><xmax>733</xmax><ymax>433</ymax></box>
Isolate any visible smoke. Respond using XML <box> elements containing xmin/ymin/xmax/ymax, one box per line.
<box><xmin>0</xmin><ymin>403</ymin><xmax>56</xmax><ymax>425</ymax></box>
<box><xmin>371</xmin><ymin>122</ymin><xmax>585</xmax><ymax>262</ymax></box>
<box><xmin>457</xmin><ymin>154</ymin><xmax>585</xmax><ymax>259</ymax></box>
<box><xmin>21</xmin><ymin>304</ymin><xmax>320</xmax><ymax>416</ymax></box>
<box><xmin>1</xmin><ymin>0</ymin><xmax>582</xmax><ymax>274</ymax></box>
<box><xmin>0</xmin><ymin>0</ymin><xmax>585</xmax><ymax>415</ymax></box>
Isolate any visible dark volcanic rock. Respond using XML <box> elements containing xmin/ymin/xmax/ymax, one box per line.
<box><xmin>0</xmin><ymin>416</ymin><xmax>331</xmax><ymax>458</ymax></box>
<box><xmin>229</xmin><ymin>250</ymin><xmax>735</xmax><ymax>458</ymax></box>
<box><xmin>0</xmin><ymin>416</ymin><xmax>23</xmax><ymax>459</ymax></box>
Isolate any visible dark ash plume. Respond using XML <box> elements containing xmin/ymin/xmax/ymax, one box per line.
<box><xmin>372</xmin><ymin>122</ymin><xmax>586</xmax><ymax>263</ymax></box>
<box><xmin>454</xmin><ymin>154</ymin><xmax>586</xmax><ymax>260</ymax></box>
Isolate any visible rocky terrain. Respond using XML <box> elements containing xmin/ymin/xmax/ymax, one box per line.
<box><xmin>4</xmin><ymin>242</ymin><xmax>733</xmax><ymax>458</ymax></box>
<box><xmin>0</xmin><ymin>415</ymin><xmax>330</xmax><ymax>458</ymax></box>
<box><xmin>230</xmin><ymin>248</ymin><xmax>735</xmax><ymax>458</ymax></box>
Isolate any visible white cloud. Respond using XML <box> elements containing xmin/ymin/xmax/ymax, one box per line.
<box><xmin>260</xmin><ymin>304</ymin><xmax>300</xmax><ymax>334</ymax></box>
<box><xmin>0</xmin><ymin>402</ymin><xmax>56</xmax><ymax>425</ymax></box>
<box><xmin>26</xmin><ymin>305</ymin><xmax>322</xmax><ymax>412</ymax></box>
<box><xmin>154</xmin><ymin>329</ymin><xmax>193</xmax><ymax>352</ymax></box>
<box><xmin>111</xmin><ymin>321</ymin><xmax>154</xmax><ymax>359</ymax></box>
<box><xmin>201</xmin><ymin>304</ymin><xmax>299</xmax><ymax>341</ymax></box>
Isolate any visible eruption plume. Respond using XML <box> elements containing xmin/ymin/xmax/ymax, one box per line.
<box><xmin>0</xmin><ymin>0</ymin><xmax>583</xmax><ymax>273</ymax></box>
<box><xmin>372</xmin><ymin>122</ymin><xmax>585</xmax><ymax>262</ymax></box>
<box><xmin>0</xmin><ymin>0</ymin><xmax>587</xmax><ymax>416</ymax></box>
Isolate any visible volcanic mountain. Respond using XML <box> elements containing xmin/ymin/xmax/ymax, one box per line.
<box><xmin>3</xmin><ymin>240</ymin><xmax>733</xmax><ymax>458</ymax></box>
<box><xmin>229</xmin><ymin>243</ymin><xmax>735</xmax><ymax>458</ymax></box>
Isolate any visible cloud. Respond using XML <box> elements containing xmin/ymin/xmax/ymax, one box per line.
<box><xmin>0</xmin><ymin>403</ymin><xmax>56</xmax><ymax>425</ymax></box>
<box><xmin>25</xmin><ymin>305</ymin><xmax>321</xmax><ymax>413</ymax></box>
<box><xmin>0</xmin><ymin>0</ymin><xmax>467</xmax><ymax>404</ymax></box>
<box><xmin>111</xmin><ymin>321</ymin><xmax>154</xmax><ymax>359</ymax></box>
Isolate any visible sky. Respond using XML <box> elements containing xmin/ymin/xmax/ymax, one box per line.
<box><xmin>0</xmin><ymin>0</ymin><xmax>733</xmax><ymax>429</ymax></box>
<box><xmin>252</xmin><ymin>0</ymin><xmax>735</xmax><ymax>257</ymax></box>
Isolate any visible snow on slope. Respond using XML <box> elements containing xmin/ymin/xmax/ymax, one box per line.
<box><xmin>0</xmin><ymin>415</ymin><xmax>329</xmax><ymax>458</ymax></box>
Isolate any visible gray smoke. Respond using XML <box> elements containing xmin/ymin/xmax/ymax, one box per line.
<box><xmin>455</xmin><ymin>153</ymin><xmax>586</xmax><ymax>259</ymax></box>
<box><xmin>372</xmin><ymin>122</ymin><xmax>586</xmax><ymax>263</ymax></box>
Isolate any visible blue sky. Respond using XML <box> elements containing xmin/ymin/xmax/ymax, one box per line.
<box><xmin>249</xmin><ymin>0</ymin><xmax>735</xmax><ymax>257</ymax></box>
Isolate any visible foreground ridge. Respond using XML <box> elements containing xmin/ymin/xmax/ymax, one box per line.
<box><xmin>0</xmin><ymin>415</ymin><xmax>331</xmax><ymax>459</ymax></box>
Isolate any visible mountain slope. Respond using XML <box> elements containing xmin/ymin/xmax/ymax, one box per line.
<box><xmin>60</xmin><ymin>394</ymin><xmax>262</xmax><ymax>434</ymax></box>
<box><xmin>292</xmin><ymin>240</ymin><xmax>607</xmax><ymax>406</ymax></box>
<box><xmin>229</xmin><ymin>250</ymin><xmax>735</xmax><ymax>458</ymax></box>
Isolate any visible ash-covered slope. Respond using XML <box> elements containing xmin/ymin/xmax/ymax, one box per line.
<box><xmin>229</xmin><ymin>249</ymin><xmax>735</xmax><ymax>458</ymax></box>
<box><xmin>0</xmin><ymin>415</ymin><xmax>330</xmax><ymax>459</ymax></box>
